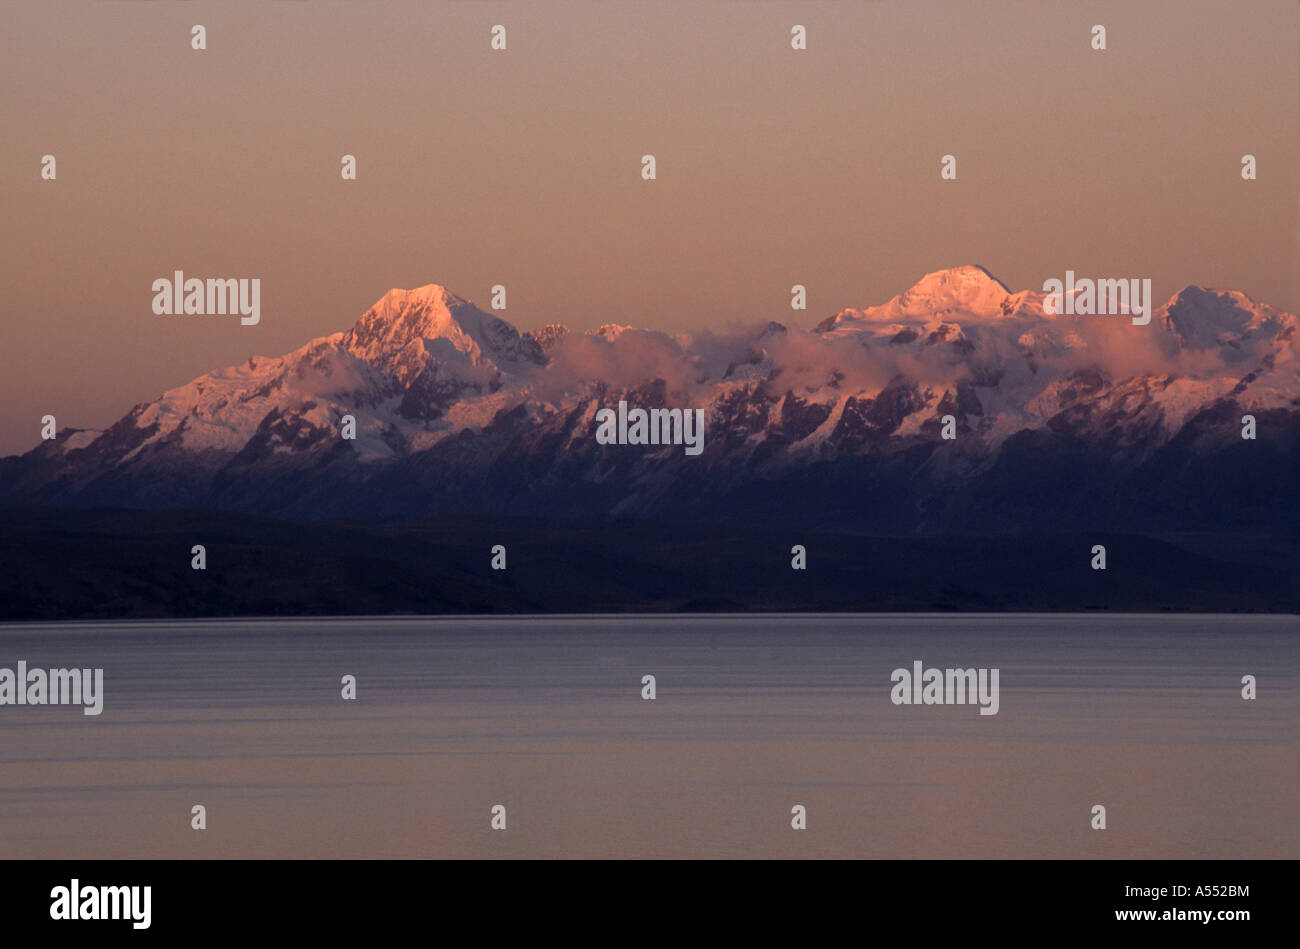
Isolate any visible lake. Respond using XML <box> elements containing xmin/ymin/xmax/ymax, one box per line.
<box><xmin>0</xmin><ymin>613</ymin><xmax>1293</xmax><ymax>858</ymax></box>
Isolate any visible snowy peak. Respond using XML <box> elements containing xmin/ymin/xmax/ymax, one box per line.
<box><xmin>345</xmin><ymin>285</ymin><xmax>482</xmax><ymax>361</ymax></box>
<box><xmin>596</xmin><ymin>323</ymin><xmax>634</xmax><ymax>341</ymax></box>
<box><xmin>893</xmin><ymin>265</ymin><xmax>1011</xmax><ymax>316</ymax></box>
<box><xmin>527</xmin><ymin>323</ymin><xmax>570</xmax><ymax>353</ymax></box>
<box><xmin>340</xmin><ymin>283</ymin><xmax>545</xmax><ymax>382</ymax></box>
<box><xmin>817</xmin><ymin>265</ymin><xmax>1013</xmax><ymax>333</ymax></box>
<box><xmin>9</xmin><ymin>271</ymin><xmax>1296</xmax><ymax>505</ymax></box>
<box><xmin>1160</xmin><ymin>285</ymin><xmax>1296</xmax><ymax>352</ymax></box>
<box><xmin>87</xmin><ymin>283</ymin><xmax>552</xmax><ymax>460</ymax></box>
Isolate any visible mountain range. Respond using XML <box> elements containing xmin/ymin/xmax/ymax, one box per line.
<box><xmin>3</xmin><ymin>265</ymin><xmax>1296</xmax><ymax>532</ymax></box>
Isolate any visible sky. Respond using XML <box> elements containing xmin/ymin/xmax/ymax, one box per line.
<box><xmin>1</xmin><ymin>0</ymin><xmax>1296</xmax><ymax>456</ymax></box>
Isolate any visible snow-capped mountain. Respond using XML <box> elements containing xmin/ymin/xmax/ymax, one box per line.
<box><xmin>3</xmin><ymin>266</ymin><xmax>1296</xmax><ymax>531</ymax></box>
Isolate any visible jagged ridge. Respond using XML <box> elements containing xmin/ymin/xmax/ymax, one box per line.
<box><xmin>2</xmin><ymin>268</ymin><xmax>1296</xmax><ymax>530</ymax></box>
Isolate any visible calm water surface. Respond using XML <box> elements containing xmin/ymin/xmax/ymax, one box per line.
<box><xmin>0</xmin><ymin>613</ymin><xmax>1293</xmax><ymax>858</ymax></box>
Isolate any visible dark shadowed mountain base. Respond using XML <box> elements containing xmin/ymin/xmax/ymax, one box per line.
<box><xmin>0</xmin><ymin>508</ymin><xmax>1293</xmax><ymax>619</ymax></box>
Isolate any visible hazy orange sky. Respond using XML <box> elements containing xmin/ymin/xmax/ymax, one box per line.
<box><xmin>1</xmin><ymin>0</ymin><xmax>1296</xmax><ymax>456</ymax></box>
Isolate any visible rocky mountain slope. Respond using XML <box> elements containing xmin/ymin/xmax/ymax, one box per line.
<box><xmin>3</xmin><ymin>266</ymin><xmax>1296</xmax><ymax>531</ymax></box>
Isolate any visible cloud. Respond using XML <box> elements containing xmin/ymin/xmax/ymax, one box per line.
<box><xmin>504</xmin><ymin>292</ymin><xmax>1289</xmax><ymax>416</ymax></box>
